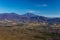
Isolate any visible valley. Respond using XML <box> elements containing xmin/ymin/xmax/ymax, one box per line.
<box><xmin>0</xmin><ymin>20</ymin><xmax>59</xmax><ymax>40</ymax></box>
<box><xmin>0</xmin><ymin>13</ymin><xmax>59</xmax><ymax>40</ymax></box>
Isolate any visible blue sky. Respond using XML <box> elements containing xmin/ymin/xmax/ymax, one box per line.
<box><xmin>0</xmin><ymin>0</ymin><xmax>60</xmax><ymax>17</ymax></box>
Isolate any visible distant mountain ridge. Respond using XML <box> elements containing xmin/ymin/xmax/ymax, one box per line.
<box><xmin>0</xmin><ymin>13</ymin><xmax>60</xmax><ymax>24</ymax></box>
<box><xmin>22</xmin><ymin>13</ymin><xmax>39</xmax><ymax>17</ymax></box>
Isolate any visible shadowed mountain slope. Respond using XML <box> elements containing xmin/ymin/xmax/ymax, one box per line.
<box><xmin>0</xmin><ymin>13</ymin><xmax>60</xmax><ymax>23</ymax></box>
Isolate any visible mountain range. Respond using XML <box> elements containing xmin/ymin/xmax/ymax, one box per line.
<box><xmin>0</xmin><ymin>13</ymin><xmax>60</xmax><ymax>24</ymax></box>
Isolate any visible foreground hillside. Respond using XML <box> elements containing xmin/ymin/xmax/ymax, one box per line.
<box><xmin>0</xmin><ymin>21</ymin><xmax>60</xmax><ymax>40</ymax></box>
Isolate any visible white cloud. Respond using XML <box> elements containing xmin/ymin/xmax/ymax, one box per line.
<box><xmin>42</xmin><ymin>4</ymin><xmax>48</xmax><ymax>7</ymax></box>
<box><xmin>25</xmin><ymin>9</ymin><xmax>40</xmax><ymax>14</ymax></box>
<box><xmin>37</xmin><ymin>4</ymin><xmax>48</xmax><ymax>7</ymax></box>
<box><xmin>27</xmin><ymin>10</ymin><xmax>35</xmax><ymax>13</ymax></box>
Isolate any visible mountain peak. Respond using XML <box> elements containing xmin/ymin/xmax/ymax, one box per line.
<box><xmin>22</xmin><ymin>13</ymin><xmax>38</xmax><ymax>17</ymax></box>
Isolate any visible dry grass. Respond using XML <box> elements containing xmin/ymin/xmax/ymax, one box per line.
<box><xmin>0</xmin><ymin>22</ymin><xmax>59</xmax><ymax>40</ymax></box>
